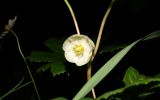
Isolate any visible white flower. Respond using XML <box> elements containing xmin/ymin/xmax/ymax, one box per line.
<box><xmin>63</xmin><ymin>34</ymin><xmax>95</xmax><ymax>66</ymax></box>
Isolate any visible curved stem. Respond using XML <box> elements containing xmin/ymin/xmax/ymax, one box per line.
<box><xmin>10</xmin><ymin>30</ymin><xmax>41</xmax><ymax>100</ymax></box>
<box><xmin>93</xmin><ymin>0</ymin><xmax>115</xmax><ymax>60</ymax></box>
<box><xmin>64</xmin><ymin>0</ymin><xmax>81</xmax><ymax>35</ymax></box>
<box><xmin>87</xmin><ymin>0</ymin><xmax>115</xmax><ymax>99</ymax></box>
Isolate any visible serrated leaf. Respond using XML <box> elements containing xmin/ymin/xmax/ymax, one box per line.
<box><xmin>123</xmin><ymin>67</ymin><xmax>160</xmax><ymax>86</ymax></box>
<box><xmin>45</xmin><ymin>37</ymin><xmax>65</xmax><ymax>54</ymax></box>
<box><xmin>37</xmin><ymin>61</ymin><xmax>66</xmax><ymax>77</ymax></box>
<box><xmin>27</xmin><ymin>51</ymin><xmax>63</xmax><ymax>62</ymax></box>
<box><xmin>98</xmin><ymin>84</ymin><xmax>160</xmax><ymax>100</ymax></box>
<box><xmin>50</xmin><ymin>61</ymin><xmax>66</xmax><ymax>76</ymax></box>
<box><xmin>97</xmin><ymin>67</ymin><xmax>160</xmax><ymax>100</ymax></box>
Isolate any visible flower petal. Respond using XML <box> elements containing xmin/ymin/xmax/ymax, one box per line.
<box><xmin>63</xmin><ymin>34</ymin><xmax>95</xmax><ymax>66</ymax></box>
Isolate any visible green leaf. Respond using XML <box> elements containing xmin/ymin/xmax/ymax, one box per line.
<box><xmin>28</xmin><ymin>50</ymin><xmax>66</xmax><ymax>76</ymax></box>
<box><xmin>50</xmin><ymin>61</ymin><xmax>66</xmax><ymax>76</ymax></box>
<box><xmin>96</xmin><ymin>87</ymin><xmax>126</xmax><ymax>100</ymax></box>
<box><xmin>0</xmin><ymin>76</ymin><xmax>29</xmax><ymax>99</ymax></box>
<box><xmin>27</xmin><ymin>51</ymin><xmax>63</xmax><ymax>62</ymax></box>
<box><xmin>45</xmin><ymin>37</ymin><xmax>65</xmax><ymax>54</ymax></box>
<box><xmin>73</xmin><ymin>30</ymin><xmax>160</xmax><ymax>100</ymax></box>
<box><xmin>97</xmin><ymin>84</ymin><xmax>159</xmax><ymax>100</ymax></box>
<box><xmin>73</xmin><ymin>39</ymin><xmax>141</xmax><ymax>100</ymax></box>
<box><xmin>123</xmin><ymin>67</ymin><xmax>144</xmax><ymax>86</ymax></box>
<box><xmin>142</xmin><ymin>30</ymin><xmax>160</xmax><ymax>41</ymax></box>
<box><xmin>97</xmin><ymin>67</ymin><xmax>160</xmax><ymax>100</ymax></box>
<box><xmin>37</xmin><ymin>61</ymin><xmax>66</xmax><ymax>76</ymax></box>
<box><xmin>50</xmin><ymin>97</ymin><xmax>68</xmax><ymax>100</ymax></box>
<box><xmin>123</xmin><ymin>67</ymin><xmax>160</xmax><ymax>86</ymax></box>
<box><xmin>80</xmin><ymin>98</ymin><xmax>94</xmax><ymax>100</ymax></box>
<box><xmin>99</xmin><ymin>30</ymin><xmax>160</xmax><ymax>54</ymax></box>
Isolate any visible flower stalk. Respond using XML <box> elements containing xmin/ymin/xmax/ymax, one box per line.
<box><xmin>3</xmin><ymin>17</ymin><xmax>41</xmax><ymax>100</ymax></box>
<box><xmin>10</xmin><ymin>30</ymin><xmax>41</xmax><ymax>100</ymax></box>
<box><xmin>64</xmin><ymin>0</ymin><xmax>81</xmax><ymax>35</ymax></box>
<box><xmin>63</xmin><ymin>0</ymin><xmax>115</xmax><ymax>99</ymax></box>
<box><xmin>93</xmin><ymin>0</ymin><xmax>115</xmax><ymax>60</ymax></box>
<box><xmin>87</xmin><ymin>0</ymin><xmax>115</xmax><ymax>98</ymax></box>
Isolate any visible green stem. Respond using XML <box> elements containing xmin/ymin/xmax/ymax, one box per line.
<box><xmin>10</xmin><ymin>30</ymin><xmax>41</xmax><ymax>100</ymax></box>
<box><xmin>64</xmin><ymin>0</ymin><xmax>81</xmax><ymax>35</ymax></box>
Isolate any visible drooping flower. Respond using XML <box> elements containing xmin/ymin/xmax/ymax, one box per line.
<box><xmin>63</xmin><ymin>34</ymin><xmax>95</xmax><ymax>66</ymax></box>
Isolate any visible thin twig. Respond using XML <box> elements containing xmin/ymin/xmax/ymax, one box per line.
<box><xmin>10</xmin><ymin>30</ymin><xmax>41</xmax><ymax>100</ymax></box>
<box><xmin>64</xmin><ymin>0</ymin><xmax>81</xmax><ymax>35</ymax></box>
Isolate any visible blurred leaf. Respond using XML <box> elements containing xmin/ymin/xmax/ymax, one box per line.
<box><xmin>128</xmin><ymin>0</ymin><xmax>147</xmax><ymax>14</ymax></box>
<box><xmin>123</xmin><ymin>67</ymin><xmax>145</xmax><ymax>86</ymax></box>
<box><xmin>123</xmin><ymin>67</ymin><xmax>160</xmax><ymax>86</ymax></box>
<box><xmin>96</xmin><ymin>87</ymin><xmax>125</xmax><ymax>100</ymax></box>
<box><xmin>27</xmin><ymin>51</ymin><xmax>63</xmax><ymax>62</ymax></box>
<box><xmin>100</xmin><ymin>30</ymin><xmax>160</xmax><ymax>54</ymax></box>
<box><xmin>45</xmin><ymin>37</ymin><xmax>65</xmax><ymax>54</ymax></box>
<box><xmin>99</xmin><ymin>43</ymin><xmax>129</xmax><ymax>54</ymax></box>
<box><xmin>97</xmin><ymin>67</ymin><xmax>160</xmax><ymax>100</ymax></box>
<box><xmin>73</xmin><ymin>30</ymin><xmax>160</xmax><ymax>100</ymax></box>
<box><xmin>80</xmin><ymin>98</ymin><xmax>94</xmax><ymax>100</ymax></box>
<box><xmin>138</xmin><ymin>92</ymin><xmax>154</xmax><ymax>98</ymax></box>
<box><xmin>37</xmin><ymin>61</ymin><xmax>66</xmax><ymax>76</ymax></box>
<box><xmin>142</xmin><ymin>30</ymin><xmax>160</xmax><ymax>41</ymax></box>
<box><xmin>0</xmin><ymin>76</ymin><xmax>27</xmax><ymax>99</ymax></box>
<box><xmin>50</xmin><ymin>97</ymin><xmax>68</xmax><ymax>100</ymax></box>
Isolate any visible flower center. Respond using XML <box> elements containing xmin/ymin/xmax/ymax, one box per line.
<box><xmin>73</xmin><ymin>44</ymin><xmax>84</xmax><ymax>56</ymax></box>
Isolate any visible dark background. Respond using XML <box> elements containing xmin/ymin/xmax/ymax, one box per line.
<box><xmin>0</xmin><ymin>0</ymin><xmax>160</xmax><ymax>100</ymax></box>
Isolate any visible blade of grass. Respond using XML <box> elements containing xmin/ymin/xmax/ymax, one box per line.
<box><xmin>0</xmin><ymin>77</ymin><xmax>24</xmax><ymax>99</ymax></box>
<box><xmin>73</xmin><ymin>30</ymin><xmax>160</xmax><ymax>100</ymax></box>
<box><xmin>0</xmin><ymin>77</ymin><xmax>31</xmax><ymax>100</ymax></box>
<box><xmin>73</xmin><ymin>39</ymin><xmax>140</xmax><ymax>100</ymax></box>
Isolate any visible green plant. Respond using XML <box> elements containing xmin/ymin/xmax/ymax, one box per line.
<box><xmin>28</xmin><ymin>0</ymin><xmax>160</xmax><ymax>99</ymax></box>
<box><xmin>1</xmin><ymin>0</ymin><xmax>160</xmax><ymax>100</ymax></box>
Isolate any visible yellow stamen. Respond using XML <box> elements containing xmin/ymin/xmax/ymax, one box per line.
<box><xmin>73</xmin><ymin>45</ymin><xmax>84</xmax><ymax>56</ymax></box>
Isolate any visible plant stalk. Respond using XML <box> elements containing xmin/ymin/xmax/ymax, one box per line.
<box><xmin>87</xmin><ymin>0</ymin><xmax>115</xmax><ymax>99</ymax></box>
<box><xmin>10</xmin><ymin>30</ymin><xmax>41</xmax><ymax>100</ymax></box>
<box><xmin>64</xmin><ymin>0</ymin><xmax>81</xmax><ymax>35</ymax></box>
<box><xmin>93</xmin><ymin>0</ymin><xmax>115</xmax><ymax>60</ymax></box>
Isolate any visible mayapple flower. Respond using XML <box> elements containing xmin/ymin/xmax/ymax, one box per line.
<box><xmin>63</xmin><ymin>34</ymin><xmax>95</xmax><ymax>66</ymax></box>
